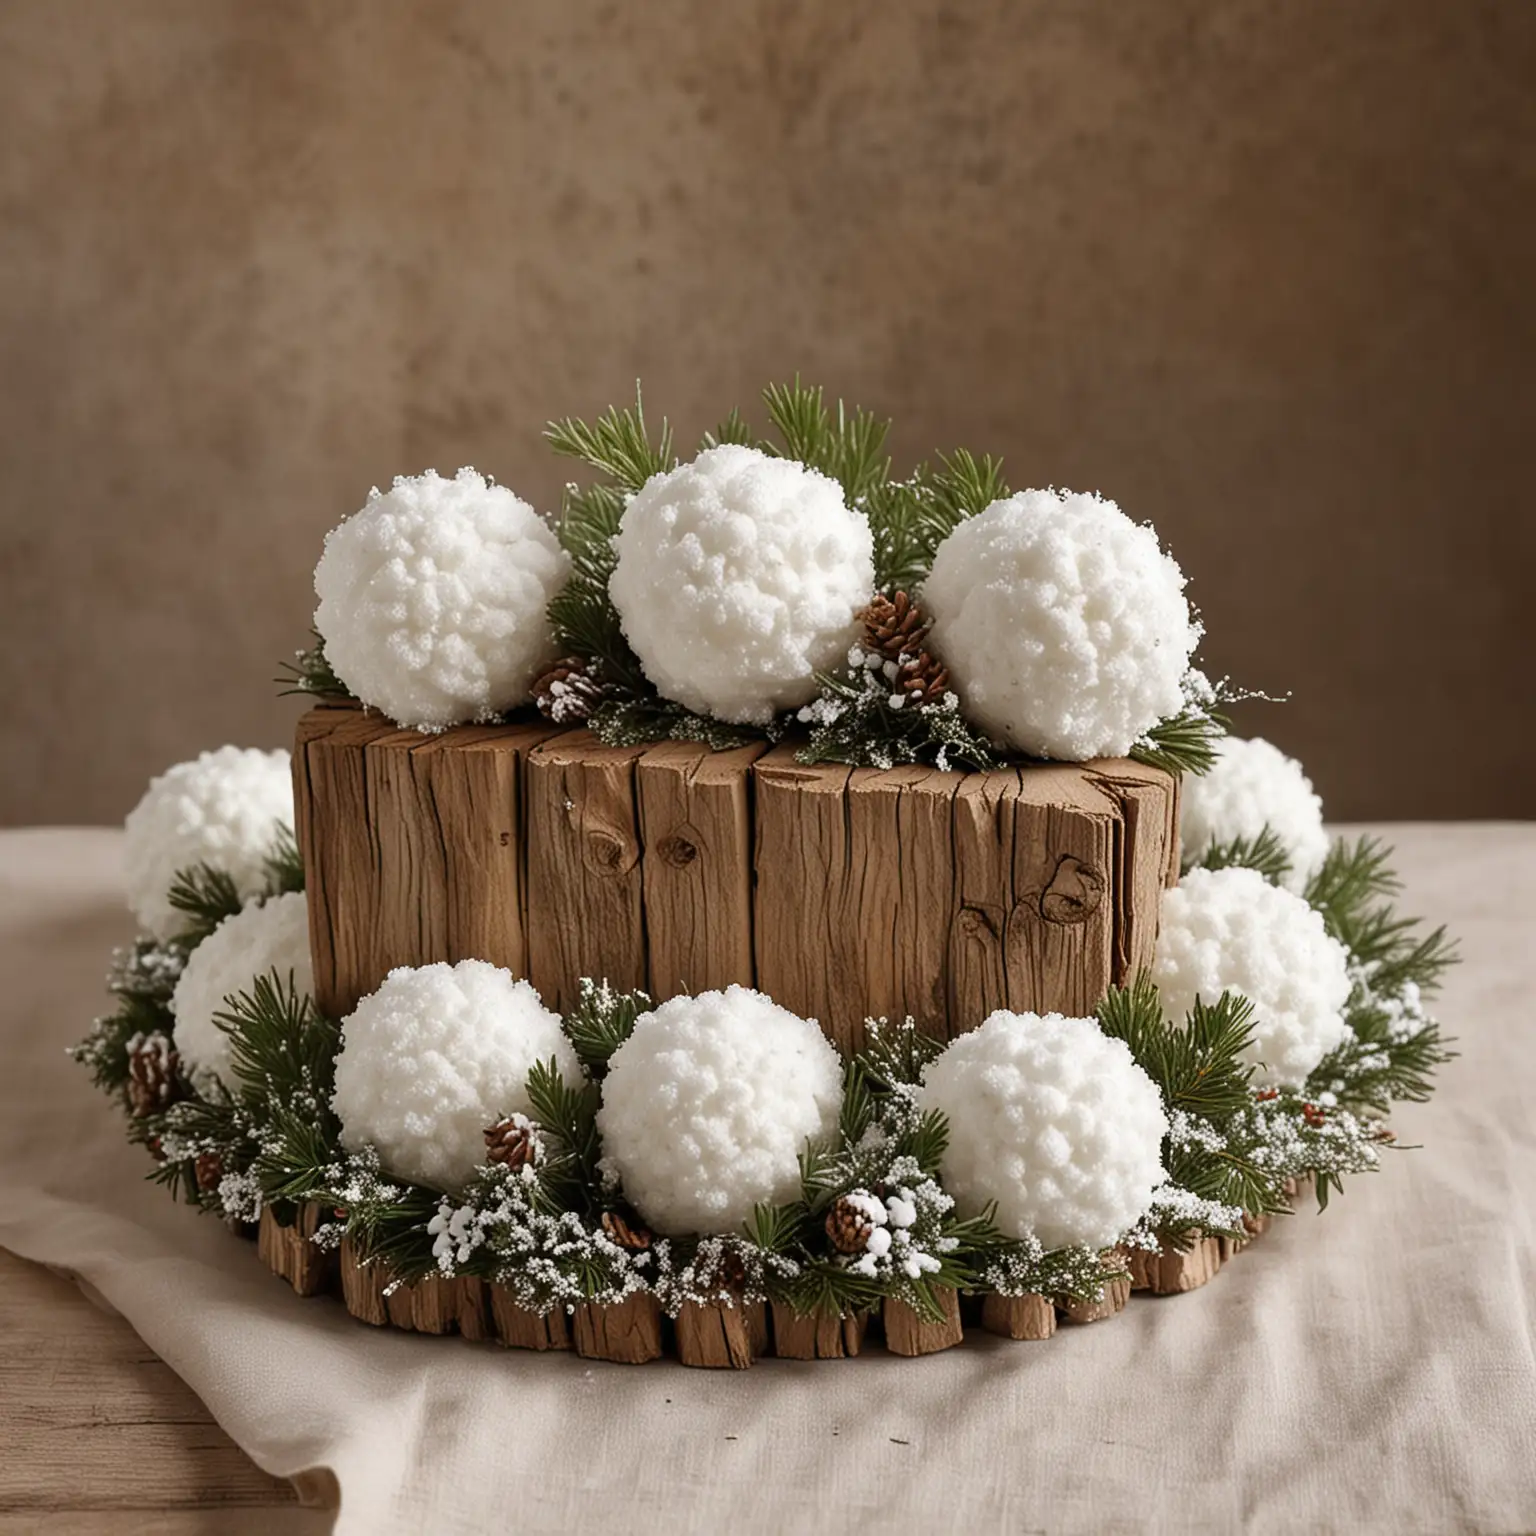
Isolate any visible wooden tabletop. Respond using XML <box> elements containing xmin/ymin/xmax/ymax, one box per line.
<box><xmin>0</xmin><ymin>1250</ymin><xmax>332</xmax><ymax>1534</ymax></box>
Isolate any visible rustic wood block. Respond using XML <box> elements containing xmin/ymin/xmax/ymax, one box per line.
<box><xmin>256</xmin><ymin>1202</ymin><xmax>335</xmax><ymax>1297</ymax></box>
<box><xmin>674</xmin><ymin>1300</ymin><xmax>768</xmax><ymax>1369</ymax></box>
<box><xmin>769</xmin><ymin>1304</ymin><xmax>868</xmax><ymax>1360</ymax></box>
<box><xmin>634</xmin><ymin>740</ymin><xmax>765</xmax><ymax>997</ymax></box>
<box><xmin>338</xmin><ymin>1237</ymin><xmax>389</xmax><ymax>1326</ymax></box>
<box><xmin>883</xmin><ymin>1289</ymin><xmax>964</xmax><ymax>1356</ymax></box>
<box><xmin>980</xmin><ymin>1292</ymin><xmax>1057</xmax><ymax>1340</ymax></box>
<box><xmin>1127</xmin><ymin>1236</ymin><xmax>1224</xmax><ymax>1294</ymax></box>
<box><xmin>455</xmin><ymin>1275</ymin><xmax>493</xmax><ymax>1341</ymax></box>
<box><xmin>948</xmin><ymin>769</ymin><xmax>1022</xmax><ymax>1035</ymax></box>
<box><xmin>488</xmin><ymin>1287</ymin><xmax>571</xmax><ymax>1350</ymax></box>
<box><xmin>571</xmin><ymin>1293</ymin><xmax>664</xmax><ymax>1364</ymax></box>
<box><xmin>406</xmin><ymin>1274</ymin><xmax>461</xmax><ymax>1335</ymax></box>
<box><xmin>1087</xmin><ymin>761</ymin><xmax>1179</xmax><ymax>982</ymax></box>
<box><xmin>1060</xmin><ymin>1258</ymin><xmax>1132</xmax><ymax>1324</ymax></box>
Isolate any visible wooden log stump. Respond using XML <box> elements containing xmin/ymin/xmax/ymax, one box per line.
<box><xmin>1060</xmin><ymin>1272</ymin><xmax>1132</xmax><ymax>1325</ymax></box>
<box><xmin>980</xmin><ymin>1292</ymin><xmax>1057</xmax><ymax>1340</ymax></box>
<box><xmin>403</xmin><ymin>1274</ymin><xmax>461</xmax><ymax>1335</ymax></box>
<box><xmin>571</xmin><ymin>1294</ymin><xmax>664</xmax><ymax>1364</ymax></box>
<box><xmin>769</xmin><ymin>1304</ymin><xmax>869</xmax><ymax>1360</ymax></box>
<box><xmin>488</xmin><ymin>1287</ymin><xmax>571</xmax><ymax>1351</ymax></box>
<box><xmin>256</xmin><ymin>1202</ymin><xmax>336</xmax><ymax>1297</ymax></box>
<box><xmin>1127</xmin><ymin>1236</ymin><xmax>1224</xmax><ymax>1295</ymax></box>
<box><xmin>455</xmin><ymin>1276</ymin><xmax>492</xmax><ymax>1341</ymax></box>
<box><xmin>883</xmin><ymin>1289</ymin><xmax>964</xmax><ymax>1356</ymax></box>
<box><xmin>674</xmin><ymin>1300</ymin><xmax>768</xmax><ymax>1369</ymax></box>
<box><xmin>338</xmin><ymin>1237</ymin><xmax>389</xmax><ymax>1326</ymax></box>
<box><xmin>1220</xmin><ymin>1212</ymin><xmax>1273</xmax><ymax>1263</ymax></box>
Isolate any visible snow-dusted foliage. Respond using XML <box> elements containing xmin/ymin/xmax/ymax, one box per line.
<box><xmin>596</xmin><ymin>986</ymin><xmax>844</xmax><ymax>1236</ymax></box>
<box><xmin>1182</xmin><ymin>735</ymin><xmax>1330</xmax><ymax>891</ymax></box>
<box><xmin>608</xmin><ymin>445</ymin><xmax>875</xmax><ymax>725</ymax></box>
<box><xmin>921</xmin><ymin>489</ymin><xmax>1199</xmax><ymax>760</ymax></box>
<box><xmin>1153</xmin><ymin>866</ymin><xmax>1352</xmax><ymax>1087</ymax></box>
<box><xmin>919</xmin><ymin>1010</ymin><xmax>1168</xmax><ymax>1251</ymax></box>
<box><xmin>331</xmin><ymin>960</ymin><xmax>578</xmax><ymax>1191</ymax></box>
<box><xmin>123</xmin><ymin>746</ymin><xmax>294</xmax><ymax>941</ymax></box>
<box><xmin>314</xmin><ymin>468</ymin><xmax>569</xmax><ymax>730</ymax></box>
<box><xmin>170</xmin><ymin>891</ymin><xmax>312</xmax><ymax>1093</ymax></box>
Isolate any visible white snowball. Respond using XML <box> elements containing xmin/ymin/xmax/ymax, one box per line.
<box><xmin>922</xmin><ymin>489</ymin><xmax>1199</xmax><ymax>760</ymax></box>
<box><xmin>330</xmin><ymin>960</ymin><xmax>578</xmax><ymax>1192</ymax></box>
<box><xmin>596</xmin><ymin>986</ymin><xmax>844</xmax><ymax>1236</ymax></box>
<box><xmin>171</xmin><ymin>891</ymin><xmax>313</xmax><ymax>1095</ymax></box>
<box><xmin>314</xmin><ymin>468</ymin><xmax>569</xmax><ymax>730</ymax></box>
<box><xmin>1153</xmin><ymin>866</ymin><xmax>1352</xmax><ymax>1088</ymax></box>
<box><xmin>123</xmin><ymin>746</ymin><xmax>294</xmax><ymax>941</ymax></box>
<box><xmin>608</xmin><ymin>445</ymin><xmax>875</xmax><ymax>725</ymax></box>
<box><xmin>1180</xmin><ymin>735</ymin><xmax>1330</xmax><ymax>893</ymax></box>
<box><xmin>920</xmin><ymin>1010</ymin><xmax>1168</xmax><ymax>1251</ymax></box>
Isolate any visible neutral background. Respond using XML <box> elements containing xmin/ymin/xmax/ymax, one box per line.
<box><xmin>2</xmin><ymin>0</ymin><xmax>1532</xmax><ymax>825</ymax></box>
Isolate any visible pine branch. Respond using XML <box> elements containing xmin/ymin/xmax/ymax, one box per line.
<box><xmin>263</xmin><ymin>824</ymin><xmax>304</xmax><ymax>896</ymax></box>
<box><xmin>545</xmin><ymin>384</ymin><xmax>673</xmax><ymax>495</ymax></box>
<box><xmin>700</xmin><ymin>406</ymin><xmax>757</xmax><ymax>450</ymax></box>
<box><xmin>166</xmin><ymin>863</ymin><xmax>243</xmax><ymax>946</ymax></box>
<box><xmin>1131</xmin><ymin>705</ymin><xmax>1228</xmax><ymax>777</ymax></box>
<box><xmin>561</xmin><ymin>979</ymin><xmax>652</xmax><ymax>1079</ymax></box>
<box><xmin>524</xmin><ymin>1057</ymin><xmax>603</xmax><ymax>1209</ymax></box>
<box><xmin>1191</xmin><ymin>825</ymin><xmax>1293</xmax><ymax>884</ymax></box>
<box><xmin>277</xmin><ymin>630</ymin><xmax>354</xmax><ymax>700</ymax></box>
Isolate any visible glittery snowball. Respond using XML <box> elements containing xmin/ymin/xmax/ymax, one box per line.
<box><xmin>331</xmin><ymin>960</ymin><xmax>579</xmax><ymax>1191</ymax></box>
<box><xmin>1153</xmin><ymin>866</ymin><xmax>1352</xmax><ymax>1087</ymax></box>
<box><xmin>1180</xmin><ymin>736</ymin><xmax>1330</xmax><ymax>893</ymax></box>
<box><xmin>919</xmin><ymin>1010</ymin><xmax>1168</xmax><ymax>1251</ymax></box>
<box><xmin>595</xmin><ymin>986</ymin><xmax>844</xmax><ymax>1236</ymax></box>
<box><xmin>171</xmin><ymin>891</ymin><xmax>312</xmax><ymax>1094</ymax></box>
<box><xmin>123</xmin><ymin>746</ymin><xmax>294</xmax><ymax>941</ymax></box>
<box><xmin>922</xmin><ymin>489</ymin><xmax>1199</xmax><ymax>760</ymax></box>
<box><xmin>608</xmin><ymin>445</ymin><xmax>875</xmax><ymax>725</ymax></box>
<box><xmin>314</xmin><ymin>468</ymin><xmax>569</xmax><ymax>730</ymax></box>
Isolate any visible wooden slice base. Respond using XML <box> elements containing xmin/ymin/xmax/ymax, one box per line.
<box><xmin>769</xmin><ymin>1304</ymin><xmax>869</xmax><ymax>1360</ymax></box>
<box><xmin>572</xmin><ymin>1294</ymin><xmax>664</xmax><ymax>1364</ymax></box>
<box><xmin>489</xmin><ymin>1287</ymin><xmax>570</xmax><ymax>1350</ymax></box>
<box><xmin>883</xmin><ymin>1289</ymin><xmax>964</xmax><ymax>1356</ymax></box>
<box><xmin>980</xmin><ymin>1292</ymin><xmax>1056</xmax><ymax>1340</ymax></box>
<box><xmin>674</xmin><ymin>1300</ymin><xmax>770</xmax><ymax>1369</ymax></box>
<box><xmin>1127</xmin><ymin>1235</ymin><xmax>1225</xmax><ymax>1294</ymax></box>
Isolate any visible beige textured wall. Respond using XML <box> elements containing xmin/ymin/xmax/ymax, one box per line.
<box><xmin>2</xmin><ymin>0</ymin><xmax>1532</xmax><ymax>825</ymax></box>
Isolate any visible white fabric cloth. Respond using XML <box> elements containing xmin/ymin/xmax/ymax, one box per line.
<box><xmin>1</xmin><ymin>825</ymin><xmax>1533</xmax><ymax>1534</ymax></box>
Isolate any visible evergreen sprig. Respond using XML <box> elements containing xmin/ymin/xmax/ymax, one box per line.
<box><xmin>277</xmin><ymin>630</ymin><xmax>354</xmax><ymax>700</ymax></box>
<box><xmin>1131</xmin><ymin>703</ymin><xmax>1228</xmax><ymax>778</ymax></box>
<box><xmin>1193</xmin><ymin>825</ymin><xmax>1294</xmax><ymax>884</ymax></box>
<box><xmin>561</xmin><ymin>979</ymin><xmax>652</xmax><ymax>1079</ymax></box>
<box><xmin>546</xmin><ymin>385</ymin><xmax>674</xmax><ymax>495</ymax></box>
<box><xmin>166</xmin><ymin>863</ymin><xmax>243</xmax><ymax>946</ymax></box>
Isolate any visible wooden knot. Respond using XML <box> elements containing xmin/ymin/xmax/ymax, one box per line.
<box><xmin>584</xmin><ymin>828</ymin><xmax>639</xmax><ymax>877</ymax></box>
<box><xmin>1039</xmin><ymin>855</ymin><xmax>1105</xmax><ymax>924</ymax></box>
<box><xmin>957</xmin><ymin>904</ymin><xmax>1000</xmax><ymax>941</ymax></box>
<box><xmin>658</xmin><ymin>832</ymin><xmax>699</xmax><ymax>869</ymax></box>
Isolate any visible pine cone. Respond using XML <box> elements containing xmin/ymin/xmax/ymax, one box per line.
<box><xmin>194</xmin><ymin>1151</ymin><xmax>224</xmax><ymax>1194</ymax></box>
<box><xmin>860</xmin><ymin>593</ymin><xmax>950</xmax><ymax>708</ymax></box>
<box><xmin>533</xmin><ymin>656</ymin><xmax>607</xmax><ymax>725</ymax></box>
<box><xmin>125</xmin><ymin>1032</ymin><xmax>179</xmax><ymax>1117</ymax></box>
<box><xmin>825</xmin><ymin>1194</ymin><xmax>875</xmax><ymax>1255</ymax></box>
<box><xmin>893</xmin><ymin>651</ymin><xmax>950</xmax><ymax>707</ymax></box>
<box><xmin>600</xmin><ymin>1209</ymin><xmax>652</xmax><ymax>1251</ymax></box>
<box><xmin>484</xmin><ymin>1115</ymin><xmax>538</xmax><ymax>1173</ymax></box>
<box><xmin>702</xmin><ymin>1245</ymin><xmax>748</xmax><ymax>1296</ymax></box>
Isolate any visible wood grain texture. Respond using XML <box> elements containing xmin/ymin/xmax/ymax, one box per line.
<box><xmin>883</xmin><ymin>1289</ymin><xmax>964</xmax><ymax>1356</ymax></box>
<box><xmin>255</xmin><ymin>1203</ymin><xmax>334</xmax><ymax>1298</ymax></box>
<box><xmin>1086</xmin><ymin>760</ymin><xmax>1179</xmax><ymax>982</ymax></box>
<box><xmin>768</xmin><ymin>1304</ymin><xmax>868</xmax><ymax>1360</ymax></box>
<box><xmin>1127</xmin><ymin>1236</ymin><xmax>1225</xmax><ymax>1294</ymax></box>
<box><xmin>673</xmin><ymin>1300</ymin><xmax>768</xmax><ymax>1369</ymax></box>
<box><xmin>980</xmin><ymin>1292</ymin><xmax>1056</xmax><ymax>1341</ymax></box>
<box><xmin>570</xmin><ymin>1294</ymin><xmax>663</xmax><ymax>1364</ymax></box>
<box><xmin>1060</xmin><ymin>1262</ymin><xmax>1133</xmax><ymax>1324</ymax></box>
<box><xmin>489</xmin><ymin>1289</ymin><xmax>571</xmax><ymax>1351</ymax></box>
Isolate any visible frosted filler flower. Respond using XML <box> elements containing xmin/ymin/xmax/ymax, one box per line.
<box><xmin>919</xmin><ymin>1010</ymin><xmax>1168</xmax><ymax>1251</ymax></box>
<box><xmin>314</xmin><ymin>468</ymin><xmax>569</xmax><ymax>730</ymax></box>
<box><xmin>1153</xmin><ymin>866</ymin><xmax>1351</xmax><ymax>1087</ymax></box>
<box><xmin>608</xmin><ymin>444</ymin><xmax>875</xmax><ymax>724</ymax></box>
<box><xmin>1180</xmin><ymin>735</ymin><xmax>1330</xmax><ymax>892</ymax></box>
<box><xmin>922</xmin><ymin>489</ymin><xmax>1199</xmax><ymax>760</ymax></box>
<box><xmin>331</xmin><ymin>961</ymin><xmax>579</xmax><ymax>1191</ymax></box>
<box><xmin>123</xmin><ymin>746</ymin><xmax>294</xmax><ymax>941</ymax></box>
<box><xmin>596</xmin><ymin>986</ymin><xmax>844</xmax><ymax>1236</ymax></box>
<box><xmin>171</xmin><ymin>891</ymin><xmax>313</xmax><ymax>1094</ymax></box>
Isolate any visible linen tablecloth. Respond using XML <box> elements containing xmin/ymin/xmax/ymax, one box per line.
<box><xmin>1</xmin><ymin>825</ymin><xmax>1532</xmax><ymax>1534</ymax></box>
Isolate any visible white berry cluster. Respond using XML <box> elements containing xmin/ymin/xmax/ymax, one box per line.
<box><xmin>314</xmin><ymin>468</ymin><xmax>569</xmax><ymax>730</ymax></box>
<box><xmin>919</xmin><ymin>1009</ymin><xmax>1168</xmax><ymax>1251</ymax></box>
<box><xmin>123</xmin><ymin>746</ymin><xmax>294</xmax><ymax>941</ymax></box>
<box><xmin>596</xmin><ymin>986</ymin><xmax>844</xmax><ymax>1236</ymax></box>
<box><xmin>1152</xmin><ymin>865</ymin><xmax>1352</xmax><ymax>1087</ymax></box>
<box><xmin>171</xmin><ymin>890</ymin><xmax>313</xmax><ymax>1094</ymax></box>
<box><xmin>922</xmin><ymin>489</ymin><xmax>1199</xmax><ymax>761</ymax></box>
<box><xmin>609</xmin><ymin>445</ymin><xmax>875</xmax><ymax>725</ymax></box>
<box><xmin>1180</xmin><ymin>735</ymin><xmax>1330</xmax><ymax>892</ymax></box>
<box><xmin>839</xmin><ymin>1183</ymin><xmax>952</xmax><ymax>1281</ymax></box>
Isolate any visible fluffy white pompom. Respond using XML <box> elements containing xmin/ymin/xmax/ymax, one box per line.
<box><xmin>331</xmin><ymin>960</ymin><xmax>578</xmax><ymax>1191</ymax></box>
<box><xmin>1180</xmin><ymin>736</ymin><xmax>1330</xmax><ymax>893</ymax></box>
<box><xmin>314</xmin><ymin>468</ymin><xmax>569</xmax><ymax>730</ymax></box>
<box><xmin>171</xmin><ymin>891</ymin><xmax>312</xmax><ymax>1094</ymax></box>
<box><xmin>123</xmin><ymin>746</ymin><xmax>294</xmax><ymax>941</ymax></box>
<box><xmin>608</xmin><ymin>445</ymin><xmax>875</xmax><ymax>725</ymax></box>
<box><xmin>922</xmin><ymin>489</ymin><xmax>1199</xmax><ymax>760</ymax></box>
<box><xmin>919</xmin><ymin>1011</ymin><xmax>1168</xmax><ymax>1251</ymax></box>
<box><xmin>596</xmin><ymin>986</ymin><xmax>844</xmax><ymax>1235</ymax></box>
<box><xmin>1153</xmin><ymin>866</ymin><xmax>1351</xmax><ymax>1087</ymax></box>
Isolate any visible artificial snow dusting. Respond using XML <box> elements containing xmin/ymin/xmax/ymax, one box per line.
<box><xmin>919</xmin><ymin>1010</ymin><xmax>1168</xmax><ymax>1251</ymax></box>
<box><xmin>171</xmin><ymin>890</ymin><xmax>313</xmax><ymax>1093</ymax></box>
<box><xmin>1180</xmin><ymin>735</ymin><xmax>1330</xmax><ymax>892</ymax></box>
<box><xmin>608</xmin><ymin>444</ymin><xmax>875</xmax><ymax>724</ymax></box>
<box><xmin>123</xmin><ymin>746</ymin><xmax>294</xmax><ymax>941</ymax></box>
<box><xmin>1153</xmin><ymin>865</ymin><xmax>1352</xmax><ymax>1087</ymax></box>
<box><xmin>595</xmin><ymin>986</ymin><xmax>844</xmax><ymax>1236</ymax></box>
<box><xmin>314</xmin><ymin>468</ymin><xmax>570</xmax><ymax>730</ymax></box>
<box><xmin>921</xmin><ymin>489</ymin><xmax>1199</xmax><ymax>760</ymax></box>
<box><xmin>330</xmin><ymin>960</ymin><xmax>579</xmax><ymax>1191</ymax></box>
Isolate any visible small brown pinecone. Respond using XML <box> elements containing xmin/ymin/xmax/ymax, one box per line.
<box><xmin>484</xmin><ymin>1115</ymin><xmax>538</xmax><ymax>1173</ymax></box>
<box><xmin>825</xmin><ymin>1194</ymin><xmax>876</xmax><ymax>1255</ymax></box>
<box><xmin>194</xmin><ymin>1151</ymin><xmax>224</xmax><ymax>1194</ymax></box>
<box><xmin>532</xmin><ymin>656</ymin><xmax>607</xmax><ymax>725</ymax></box>
<box><xmin>600</xmin><ymin>1209</ymin><xmax>652</xmax><ymax>1251</ymax></box>
<box><xmin>125</xmin><ymin>1032</ymin><xmax>179</xmax><ymax>1117</ymax></box>
<box><xmin>860</xmin><ymin>593</ymin><xmax>950</xmax><ymax>708</ymax></box>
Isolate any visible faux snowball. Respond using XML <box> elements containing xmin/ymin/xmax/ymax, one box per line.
<box><xmin>608</xmin><ymin>445</ymin><xmax>875</xmax><ymax>725</ymax></box>
<box><xmin>123</xmin><ymin>746</ymin><xmax>294</xmax><ymax>941</ymax></box>
<box><xmin>1180</xmin><ymin>735</ymin><xmax>1330</xmax><ymax>893</ymax></box>
<box><xmin>596</xmin><ymin>986</ymin><xmax>844</xmax><ymax>1236</ymax></box>
<box><xmin>922</xmin><ymin>489</ymin><xmax>1199</xmax><ymax>760</ymax></box>
<box><xmin>314</xmin><ymin>468</ymin><xmax>569</xmax><ymax>730</ymax></box>
<box><xmin>171</xmin><ymin>891</ymin><xmax>312</xmax><ymax>1094</ymax></box>
<box><xmin>331</xmin><ymin>960</ymin><xmax>578</xmax><ymax>1191</ymax></box>
<box><xmin>919</xmin><ymin>1010</ymin><xmax>1168</xmax><ymax>1251</ymax></box>
<box><xmin>1152</xmin><ymin>866</ymin><xmax>1351</xmax><ymax>1087</ymax></box>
